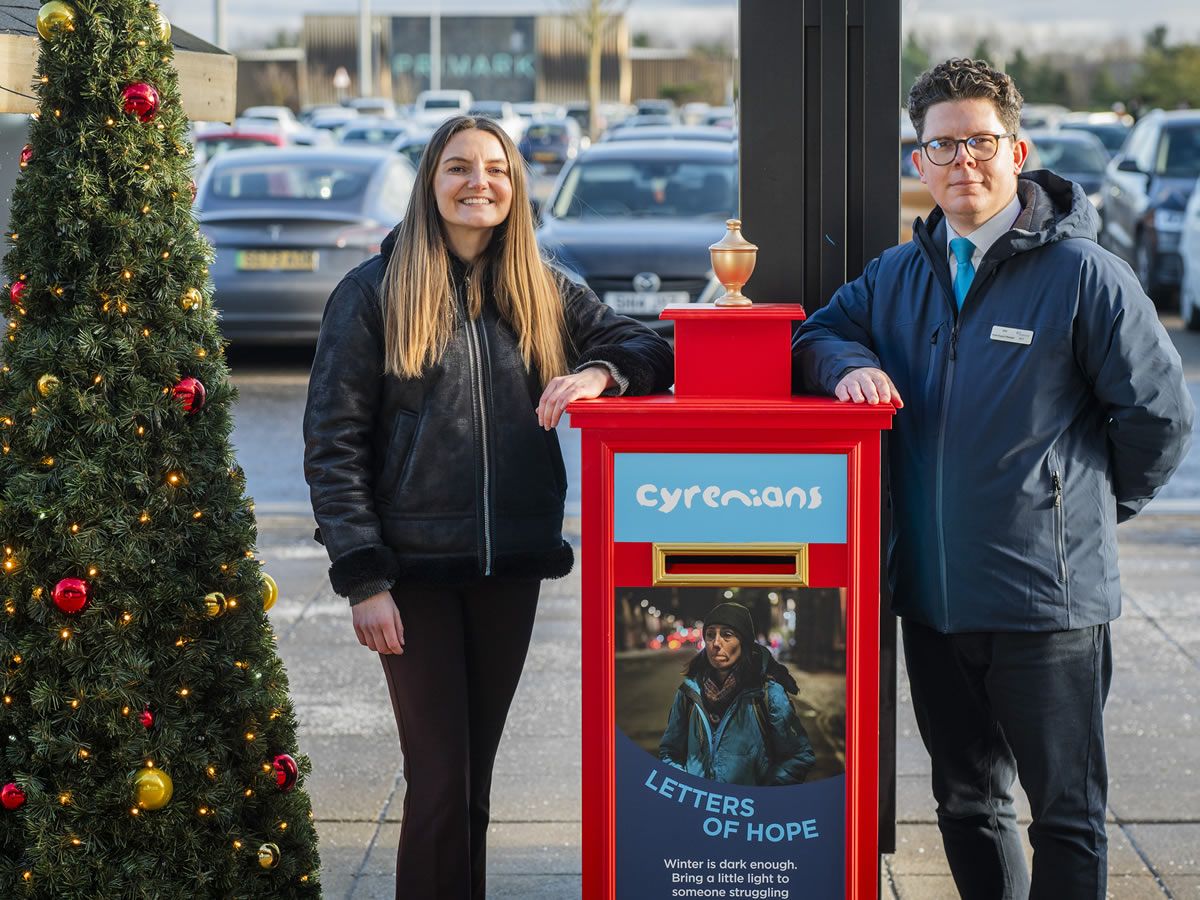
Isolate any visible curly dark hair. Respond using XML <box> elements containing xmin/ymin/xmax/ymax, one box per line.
<box><xmin>907</xmin><ymin>57</ymin><xmax>1024</xmax><ymax>141</ymax></box>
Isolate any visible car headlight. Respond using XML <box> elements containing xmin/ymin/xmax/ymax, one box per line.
<box><xmin>1154</xmin><ymin>208</ymin><xmax>1186</xmax><ymax>231</ymax></box>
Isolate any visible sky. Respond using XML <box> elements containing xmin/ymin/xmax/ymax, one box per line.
<box><xmin>155</xmin><ymin>0</ymin><xmax>1200</xmax><ymax>55</ymax></box>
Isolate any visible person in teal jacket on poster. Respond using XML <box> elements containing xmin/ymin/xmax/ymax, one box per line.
<box><xmin>658</xmin><ymin>602</ymin><xmax>815</xmax><ymax>786</ymax></box>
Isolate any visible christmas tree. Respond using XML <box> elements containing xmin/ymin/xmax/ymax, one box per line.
<box><xmin>0</xmin><ymin>1</ymin><xmax>322</xmax><ymax>895</ymax></box>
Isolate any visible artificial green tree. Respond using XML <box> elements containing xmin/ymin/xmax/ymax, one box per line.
<box><xmin>0</xmin><ymin>1</ymin><xmax>321</xmax><ymax>895</ymax></box>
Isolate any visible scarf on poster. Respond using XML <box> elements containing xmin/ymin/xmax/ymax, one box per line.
<box><xmin>701</xmin><ymin>671</ymin><xmax>740</xmax><ymax>726</ymax></box>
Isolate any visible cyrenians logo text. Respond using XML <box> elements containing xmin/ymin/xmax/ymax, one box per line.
<box><xmin>636</xmin><ymin>484</ymin><xmax>824</xmax><ymax>514</ymax></box>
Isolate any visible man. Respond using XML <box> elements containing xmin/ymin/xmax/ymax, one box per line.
<box><xmin>793</xmin><ymin>58</ymin><xmax>1193</xmax><ymax>899</ymax></box>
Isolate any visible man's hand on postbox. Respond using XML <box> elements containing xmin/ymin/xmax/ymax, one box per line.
<box><xmin>834</xmin><ymin>367</ymin><xmax>904</xmax><ymax>407</ymax></box>
<box><xmin>536</xmin><ymin>366</ymin><xmax>616</xmax><ymax>430</ymax></box>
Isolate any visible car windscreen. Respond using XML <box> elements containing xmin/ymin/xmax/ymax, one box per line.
<box><xmin>552</xmin><ymin>159</ymin><xmax>736</xmax><ymax>219</ymax></box>
<box><xmin>1033</xmin><ymin>139</ymin><xmax>1108</xmax><ymax>174</ymax></box>
<box><xmin>423</xmin><ymin>98</ymin><xmax>462</xmax><ymax>109</ymax></box>
<box><xmin>1156</xmin><ymin>125</ymin><xmax>1200</xmax><ymax>179</ymax></box>
<box><xmin>343</xmin><ymin>127</ymin><xmax>404</xmax><ymax>144</ymax></box>
<box><xmin>525</xmin><ymin>124</ymin><xmax>567</xmax><ymax>141</ymax></box>
<box><xmin>1062</xmin><ymin>124</ymin><xmax>1128</xmax><ymax>154</ymax></box>
<box><xmin>195</xmin><ymin>138</ymin><xmax>278</xmax><ymax>165</ymax></box>
<box><xmin>202</xmin><ymin>161</ymin><xmax>376</xmax><ymax>209</ymax></box>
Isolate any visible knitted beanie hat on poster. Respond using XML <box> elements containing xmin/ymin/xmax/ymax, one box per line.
<box><xmin>702</xmin><ymin>601</ymin><xmax>755</xmax><ymax>644</ymax></box>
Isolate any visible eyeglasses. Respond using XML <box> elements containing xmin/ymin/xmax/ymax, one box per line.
<box><xmin>919</xmin><ymin>132</ymin><xmax>1016</xmax><ymax>166</ymax></box>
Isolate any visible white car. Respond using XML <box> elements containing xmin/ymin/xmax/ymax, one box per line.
<box><xmin>1181</xmin><ymin>175</ymin><xmax>1200</xmax><ymax>331</ymax></box>
<box><xmin>468</xmin><ymin>101</ymin><xmax>526</xmax><ymax>142</ymax></box>
<box><xmin>413</xmin><ymin>90</ymin><xmax>473</xmax><ymax>127</ymax></box>
<box><xmin>239</xmin><ymin>105</ymin><xmax>303</xmax><ymax>132</ymax></box>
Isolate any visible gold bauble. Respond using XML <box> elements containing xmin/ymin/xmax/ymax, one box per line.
<box><xmin>180</xmin><ymin>288</ymin><xmax>202</xmax><ymax>310</ymax></box>
<box><xmin>36</xmin><ymin>374</ymin><xmax>60</xmax><ymax>397</ymax></box>
<box><xmin>257</xmin><ymin>842</ymin><xmax>280</xmax><ymax>869</ymax></box>
<box><xmin>36</xmin><ymin>1</ymin><xmax>76</xmax><ymax>40</ymax></box>
<box><xmin>133</xmin><ymin>767</ymin><xmax>173</xmax><ymax>809</ymax></box>
<box><xmin>204</xmin><ymin>591</ymin><xmax>226</xmax><ymax>617</ymax></box>
<box><xmin>261</xmin><ymin>573</ymin><xmax>278</xmax><ymax>612</ymax></box>
<box><xmin>155</xmin><ymin>10</ymin><xmax>171</xmax><ymax>42</ymax></box>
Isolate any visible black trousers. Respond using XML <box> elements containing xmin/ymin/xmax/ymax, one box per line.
<box><xmin>902</xmin><ymin>619</ymin><xmax>1113</xmax><ymax>900</ymax></box>
<box><xmin>379</xmin><ymin>578</ymin><xmax>541</xmax><ymax>900</ymax></box>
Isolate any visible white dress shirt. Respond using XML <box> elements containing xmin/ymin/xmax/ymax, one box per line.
<box><xmin>946</xmin><ymin>193</ymin><xmax>1023</xmax><ymax>282</ymax></box>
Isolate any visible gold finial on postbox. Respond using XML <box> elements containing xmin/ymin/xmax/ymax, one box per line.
<box><xmin>709</xmin><ymin>219</ymin><xmax>757</xmax><ymax>307</ymax></box>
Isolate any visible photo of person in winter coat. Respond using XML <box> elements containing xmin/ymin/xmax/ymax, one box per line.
<box><xmin>658</xmin><ymin>602</ymin><xmax>816</xmax><ymax>787</ymax></box>
<box><xmin>303</xmin><ymin>114</ymin><xmax>674</xmax><ymax>900</ymax></box>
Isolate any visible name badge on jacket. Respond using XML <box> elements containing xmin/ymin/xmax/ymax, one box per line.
<box><xmin>990</xmin><ymin>325</ymin><xmax>1034</xmax><ymax>345</ymax></box>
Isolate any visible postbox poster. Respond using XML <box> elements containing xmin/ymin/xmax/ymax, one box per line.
<box><xmin>614</xmin><ymin>585</ymin><xmax>847</xmax><ymax>899</ymax></box>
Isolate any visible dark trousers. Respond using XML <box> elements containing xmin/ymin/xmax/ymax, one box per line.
<box><xmin>379</xmin><ymin>578</ymin><xmax>541</xmax><ymax>900</ymax></box>
<box><xmin>901</xmin><ymin>619</ymin><xmax>1113</xmax><ymax>900</ymax></box>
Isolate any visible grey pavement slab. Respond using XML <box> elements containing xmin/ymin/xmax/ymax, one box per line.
<box><xmin>261</xmin><ymin>510</ymin><xmax>1198</xmax><ymax>898</ymax></box>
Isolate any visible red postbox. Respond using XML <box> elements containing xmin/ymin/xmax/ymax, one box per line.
<box><xmin>570</xmin><ymin>303</ymin><xmax>894</xmax><ymax>900</ymax></box>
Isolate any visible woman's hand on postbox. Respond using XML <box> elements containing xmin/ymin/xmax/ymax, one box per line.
<box><xmin>351</xmin><ymin>590</ymin><xmax>406</xmax><ymax>655</ymax></box>
<box><xmin>835</xmin><ymin>367</ymin><xmax>904</xmax><ymax>407</ymax></box>
<box><xmin>536</xmin><ymin>366</ymin><xmax>614</xmax><ymax>430</ymax></box>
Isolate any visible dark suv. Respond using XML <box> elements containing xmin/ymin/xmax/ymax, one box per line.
<box><xmin>1099</xmin><ymin>110</ymin><xmax>1200</xmax><ymax>304</ymax></box>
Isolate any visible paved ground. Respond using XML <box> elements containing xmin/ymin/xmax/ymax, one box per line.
<box><xmin>258</xmin><ymin>507</ymin><xmax>1200</xmax><ymax>900</ymax></box>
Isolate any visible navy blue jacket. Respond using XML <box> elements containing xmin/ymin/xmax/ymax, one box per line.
<box><xmin>794</xmin><ymin>171</ymin><xmax>1193</xmax><ymax>633</ymax></box>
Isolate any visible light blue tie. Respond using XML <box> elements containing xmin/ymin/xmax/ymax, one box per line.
<box><xmin>950</xmin><ymin>237</ymin><xmax>976</xmax><ymax>309</ymax></box>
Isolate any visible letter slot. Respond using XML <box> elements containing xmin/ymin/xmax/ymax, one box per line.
<box><xmin>651</xmin><ymin>542</ymin><xmax>809</xmax><ymax>586</ymax></box>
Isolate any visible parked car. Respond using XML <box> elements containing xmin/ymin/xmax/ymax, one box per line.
<box><xmin>299</xmin><ymin>103</ymin><xmax>348</xmax><ymax>125</ymax></box>
<box><xmin>517</xmin><ymin>117</ymin><xmax>584</xmax><ymax>174</ymax></box>
<box><xmin>1099</xmin><ymin>109</ymin><xmax>1200</xmax><ymax>304</ymax></box>
<box><xmin>309</xmin><ymin>108</ymin><xmax>360</xmax><ymax>139</ymax></box>
<box><xmin>513</xmin><ymin>101</ymin><xmax>566</xmax><ymax>121</ymax></box>
<box><xmin>610</xmin><ymin>114</ymin><xmax>676</xmax><ymax>132</ymax></box>
<box><xmin>1025</xmin><ymin>129</ymin><xmax>1109</xmax><ymax>207</ymax></box>
<box><xmin>391</xmin><ymin>130</ymin><xmax>433</xmax><ymax>169</ymax></box>
<box><xmin>703</xmin><ymin>106</ymin><xmax>737</xmax><ymax>128</ymax></box>
<box><xmin>1180</xmin><ymin>175</ymin><xmax>1200</xmax><ymax>330</ymax></box>
<box><xmin>347</xmin><ymin>96</ymin><xmax>397</xmax><ymax>118</ymax></box>
<box><xmin>194</xmin><ymin>148</ymin><xmax>416</xmax><ymax>344</ymax></box>
<box><xmin>601</xmin><ymin>125</ymin><xmax>736</xmax><ymax>144</ymax></box>
<box><xmin>467</xmin><ymin>101</ymin><xmax>525</xmax><ymax>141</ymax></box>
<box><xmin>339</xmin><ymin>118</ymin><xmax>410</xmax><ymax>147</ymax></box>
<box><xmin>1020</xmin><ymin>103</ymin><xmax>1069</xmax><ymax>130</ymax></box>
<box><xmin>239</xmin><ymin>105</ymin><xmax>303</xmax><ymax>132</ymax></box>
<box><xmin>413</xmin><ymin>89</ymin><xmax>473</xmax><ymax>127</ymax></box>
<box><xmin>1058</xmin><ymin>112</ymin><xmax>1130</xmax><ymax>159</ymax></box>
<box><xmin>634</xmin><ymin>98</ymin><xmax>677</xmax><ymax>121</ymax></box>
<box><xmin>535</xmin><ymin>140</ymin><xmax>737</xmax><ymax>333</ymax></box>
<box><xmin>192</xmin><ymin>128</ymin><xmax>286</xmax><ymax>170</ymax></box>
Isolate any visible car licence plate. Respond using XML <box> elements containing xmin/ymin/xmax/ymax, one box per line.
<box><xmin>602</xmin><ymin>291</ymin><xmax>689</xmax><ymax>315</ymax></box>
<box><xmin>532</xmin><ymin>150</ymin><xmax>558</xmax><ymax>162</ymax></box>
<box><xmin>236</xmin><ymin>250</ymin><xmax>319</xmax><ymax>272</ymax></box>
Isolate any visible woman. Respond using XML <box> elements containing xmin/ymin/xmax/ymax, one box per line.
<box><xmin>659</xmin><ymin>602</ymin><xmax>815</xmax><ymax>786</ymax></box>
<box><xmin>303</xmin><ymin>115</ymin><xmax>673</xmax><ymax>899</ymax></box>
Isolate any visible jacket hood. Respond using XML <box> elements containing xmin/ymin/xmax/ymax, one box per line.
<box><xmin>916</xmin><ymin>168</ymin><xmax>1100</xmax><ymax>262</ymax></box>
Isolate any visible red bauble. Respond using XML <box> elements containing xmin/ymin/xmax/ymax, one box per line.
<box><xmin>121</xmin><ymin>82</ymin><xmax>160</xmax><ymax>123</ymax></box>
<box><xmin>172</xmin><ymin>377</ymin><xmax>206</xmax><ymax>414</ymax></box>
<box><xmin>139</xmin><ymin>705</ymin><xmax>154</xmax><ymax>728</ymax></box>
<box><xmin>272</xmin><ymin>754</ymin><xmax>298</xmax><ymax>792</ymax></box>
<box><xmin>1</xmin><ymin>783</ymin><xmax>25</xmax><ymax>811</ymax></box>
<box><xmin>52</xmin><ymin>577</ymin><xmax>89</xmax><ymax>614</ymax></box>
<box><xmin>8</xmin><ymin>281</ymin><xmax>26</xmax><ymax>306</ymax></box>
<box><xmin>19</xmin><ymin>145</ymin><xmax>32</xmax><ymax>168</ymax></box>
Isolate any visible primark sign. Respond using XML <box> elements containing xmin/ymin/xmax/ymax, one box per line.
<box><xmin>389</xmin><ymin>15</ymin><xmax>538</xmax><ymax>101</ymax></box>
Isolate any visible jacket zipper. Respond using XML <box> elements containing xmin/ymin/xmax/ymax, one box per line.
<box><xmin>1052</xmin><ymin>471</ymin><xmax>1067</xmax><ymax>583</ymax></box>
<box><xmin>474</xmin><ymin>316</ymin><xmax>494</xmax><ymax>576</ymax></box>
<box><xmin>933</xmin><ymin>324</ymin><xmax>959</xmax><ymax>630</ymax></box>
<box><xmin>461</xmin><ymin>279</ymin><xmax>493</xmax><ymax>576</ymax></box>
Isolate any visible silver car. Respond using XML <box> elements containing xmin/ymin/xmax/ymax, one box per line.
<box><xmin>196</xmin><ymin>147</ymin><xmax>416</xmax><ymax>345</ymax></box>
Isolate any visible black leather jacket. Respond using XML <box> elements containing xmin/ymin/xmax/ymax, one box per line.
<box><xmin>303</xmin><ymin>226</ymin><xmax>674</xmax><ymax>601</ymax></box>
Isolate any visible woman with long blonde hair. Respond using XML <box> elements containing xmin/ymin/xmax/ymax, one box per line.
<box><xmin>304</xmin><ymin>115</ymin><xmax>672</xmax><ymax>899</ymax></box>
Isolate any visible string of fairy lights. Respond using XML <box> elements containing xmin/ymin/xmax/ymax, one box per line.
<box><xmin>0</xmin><ymin>0</ymin><xmax>316</xmax><ymax>889</ymax></box>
